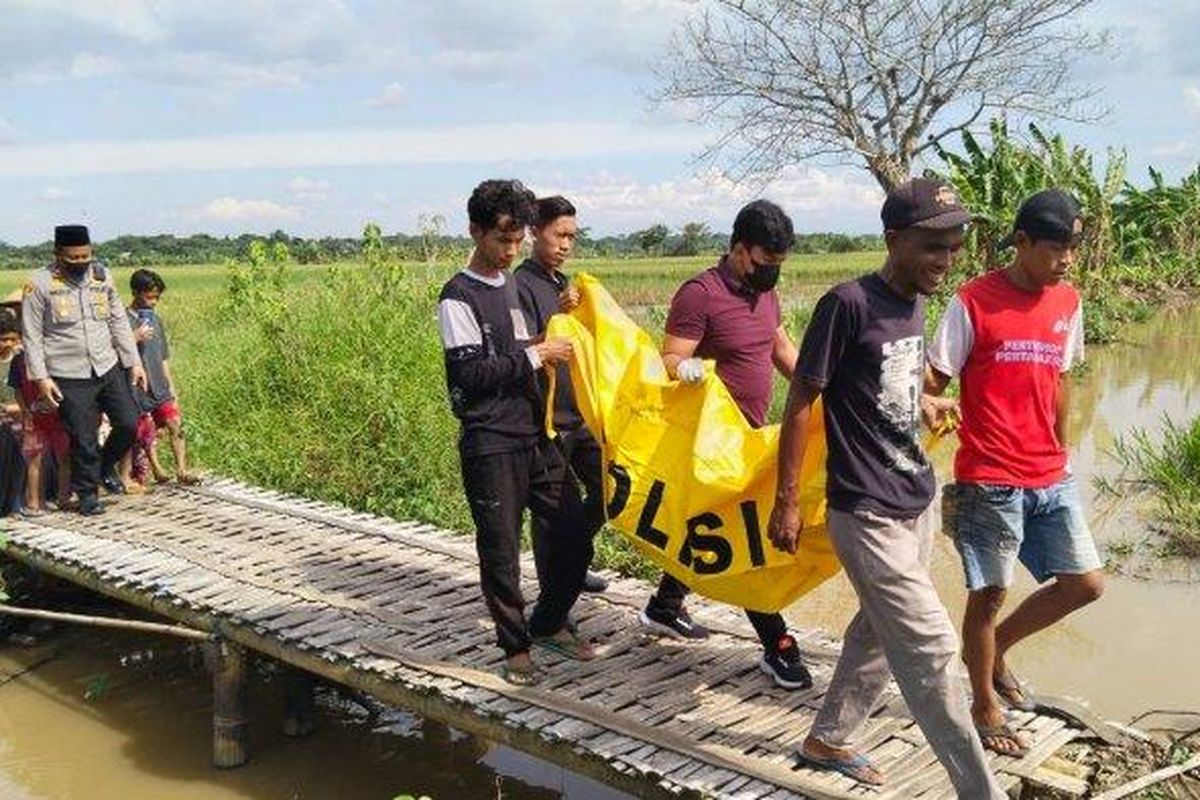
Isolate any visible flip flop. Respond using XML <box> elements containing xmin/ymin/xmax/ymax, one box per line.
<box><xmin>501</xmin><ymin>664</ymin><xmax>541</xmax><ymax>687</ymax></box>
<box><xmin>796</xmin><ymin>750</ymin><xmax>885</xmax><ymax>786</ymax></box>
<box><xmin>994</xmin><ymin>670</ymin><xmax>1037</xmax><ymax>712</ymax></box>
<box><xmin>976</xmin><ymin>720</ymin><xmax>1030</xmax><ymax>757</ymax></box>
<box><xmin>532</xmin><ymin>630</ymin><xmax>598</xmax><ymax>661</ymax></box>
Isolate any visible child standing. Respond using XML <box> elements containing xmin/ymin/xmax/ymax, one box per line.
<box><xmin>119</xmin><ymin>269</ymin><xmax>198</xmax><ymax>489</ymax></box>
<box><xmin>6</xmin><ymin>316</ymin><xmax>72</xmax><ymax>515</ymax></box>
<box><xmin>1</xmin><ymin>311</ymin><xmax>25</xmax><ymax>515</ymax></box>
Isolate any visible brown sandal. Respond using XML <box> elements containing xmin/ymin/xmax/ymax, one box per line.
<box><xmin>993</xmin><ymin>669</ymin><xmax>1036</xmax><ymax>712</ymax></box>
<box><xmin>976</xmin><ymin>721</ymin><xmax>1030</xmax><ymax>757</ymax></box>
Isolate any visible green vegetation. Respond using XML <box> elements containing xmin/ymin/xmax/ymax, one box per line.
<box><xmin>1106</xmin><ymin>415</ymin><xmax>1200</xmax><ymax>557</ymax></box>
<box><xmin>0</xmin><ymin>228</ymin><xmax>882</xmax><ymax>270</ymax></box>
<box><xmin>0</xmin><ymin>238</ymin><xmax>870</xmax><ymax>577</ymax></box>
<box><xmin>934</xmin><ymin>119</ymin><xmax>1200</xmax><ymax>343</ymax></box>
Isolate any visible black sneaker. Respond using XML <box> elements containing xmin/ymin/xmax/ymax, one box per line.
<box><xmin>638</xmin><ymin>604</ymin><xmax>710</xmax><ymax>641</ymax></box>
<box><xmin>101</xmin><ymin>473</ymin><xmax>126</xmax><ymax>495</ymax></box>
<box><xmin>582</xmin><ymin>571</ymin><xmax>609</xmax><ymax>593</ymax></box>
<box><xmin>761</xmin><ymin>635</ymin><xmax>812</xmax><ymax>689</ymax></box>
<box><xmin>78</xmin><ymin>495</ymin><xmax>105</xmax><ymax>516</ymax></box>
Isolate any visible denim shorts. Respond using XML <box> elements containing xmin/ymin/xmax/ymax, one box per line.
<box><xmin>942</xmin><ymin>476</ymin><xmax>1102</xmax><ymax>591</ymax></box>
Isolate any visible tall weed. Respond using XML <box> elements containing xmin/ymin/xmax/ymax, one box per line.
<box><xmin>1108</xmin><ymin>416</ymin><xmax>1200</xmax><ymax>557</ymax></box>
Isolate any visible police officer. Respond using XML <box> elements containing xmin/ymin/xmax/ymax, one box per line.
<box><xmin>21</xmin><ymin>224</ymin><xmax>146</xmax><ymax>515</ymax></box>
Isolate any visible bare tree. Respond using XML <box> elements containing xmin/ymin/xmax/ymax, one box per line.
<box><xmin>656</xmin><ymin>0</ymin><xmax>1107</xmax><ymax>191</ymax></box>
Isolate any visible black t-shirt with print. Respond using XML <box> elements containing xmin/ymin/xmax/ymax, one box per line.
<box><xmin>796</xmin><ymin>272</ymin><xmax>935</xmax><ymax>518</ymax></box>
<box><xmin>437</xmin><ymin>270</ymin><xmax>541</xmax><ymax>457</ymax></box>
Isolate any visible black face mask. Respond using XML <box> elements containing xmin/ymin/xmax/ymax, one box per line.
<box><xmin>60</xmin><ymin>260</ymin><xmax>90</xmax><ymax>277</ymax></box>
<box><xmin>744</xmin><ymin>259</ymin><xmax>781</xmax><ymax>293</ymax></box>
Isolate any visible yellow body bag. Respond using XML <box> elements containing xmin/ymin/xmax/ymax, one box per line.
<box><xmin>544</xmin><ymin>273</ymin><xmax>840</xmax><ymax>613</ymax></box>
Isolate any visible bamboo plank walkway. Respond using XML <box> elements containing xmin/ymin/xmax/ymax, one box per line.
<box><xmin>1</xmin><ymin>478</ymin><xmax>1094</xmax><ymax>798</ymax></box>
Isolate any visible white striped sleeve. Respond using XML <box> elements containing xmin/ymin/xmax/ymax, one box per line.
<box><xmin>437</xmin><ymin>298</ymin><xmax>481</xmax><ymax>349</ymax></box>
<box><xmin>1062</xmin><ymin>305</ymin><xmax>1085</xmax><ymax>372</ymax></box>
<box><xmin>927</xmin><ymin>295</ymin><xmax>973</xmax><ymax>378</ymax></box>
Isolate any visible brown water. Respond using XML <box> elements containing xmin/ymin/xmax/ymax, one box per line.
<box><xmin>0</xmin><ymin>626</ymin><xmax>633</xmax><ymax>800</ymax></box>
<box><xmin>790</xmin><ymin>303</ymin><xmax>1200</xmax><ymax>722</ymax></box>
<box><xmin>2</xmin><ymin>306</ymin><xmax>1199</xmax><ymax>798</ymax></box>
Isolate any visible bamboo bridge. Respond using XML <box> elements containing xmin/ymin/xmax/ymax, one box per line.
<box><xmin>1</xmin><ymin>479</ymin><xmax>1134</xmax><ymax>799</ymax></box>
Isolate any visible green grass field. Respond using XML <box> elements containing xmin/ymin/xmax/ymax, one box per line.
<box><xmin>1</xmin><ymin>251</ymin><xmax>881</xmax><ymax>308</ymax></box>
<box><xmin>1</xmin><ymin>252</ymin><xmax>878</xmax><ymax>576</ymax></box>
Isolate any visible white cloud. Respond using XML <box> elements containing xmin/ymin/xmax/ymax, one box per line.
<box><xmin>6</xmin><ymin>0</ymin><xmax>166</xmax><ymax>43</ymax></box>
<box><xmin>558</xmin><ymin>166</ymin><xmax>883</xmax><ymax>233</ymax></box>
<box><xmin>1145</xmin><ymin>139</ymin><xmax>1196</xmax><ymax>162</ymax></box>
<box><xmin>69</xmin><ymin>52</ymin><xmax>122</xmax><ymax>79</ymax></box>
<box><xmin>368</xmin><ymin>81</ymin><xmax>406</xmax><ymax>109</ymax></box>
<box><xmin>428</xmin><ymin>49</ymin><xmax>512</xmax><ymax>81</ymax></box>
<box><xmin>37</xmin><ymin>186</ymin><xmax>73</xmax><ymax>201</ymax></box>
<box><xmin>0</xmin><ymin>0</ymin><xmax>384</xmax><ymax>90</ymax></box>
<box><xmin>0</xmin><ymin>121</ymin><xmax>709</xmax><ymax>177</ymax></box>
<box><xmin>1185</xmin><ymin>86</ymin><xmax>1200</xmax><ymax>113</ymax></box>
<box><xmin>195</xmin><ymin>197</ymin><xmax>301</xmax><ymax>222</ymax></box>
<box><xmin>162</xmin><ymin>53</ymin><xmax>308</xmax><ymax>90</ymax></box>
<box><xmin>286</xmin><ymin>176</ymin><xmax>331</xmax><ymax>202</ymax></box>
<box><xmin>411</xmin><ymin>0</ymin><xmax>691</xmax><ymax>75</ymax></box>
<box><xmin>0</xmin><ymin>116</ymin><xmax>16</xmax><ymax>143</ymax></box>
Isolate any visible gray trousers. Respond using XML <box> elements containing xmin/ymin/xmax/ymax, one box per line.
<box><xmin>811</xmin><ymin>505</ymin><xmax>1005</xmax><ymax>800</ymax></box>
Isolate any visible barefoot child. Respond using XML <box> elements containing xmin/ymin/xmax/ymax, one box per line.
<box><xmin>119</xmin><ymin>269</ymin><xmax>198</xmax><ymax>489</ymax></box>
<box><xmin>6</xmin><ymin>321</ymin><xmax>72</xmax><ymax>515</ymax></box>
<box><xmin>1</xmin><ymin>311</ymin><xmax>25</xmax><ymax>515</ymax></box>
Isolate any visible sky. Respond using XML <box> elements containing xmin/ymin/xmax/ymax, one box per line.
<box><xmin>0</xmin><ymin>0</ymin><xmax>1197</xmax><ymax>245</ymax></box>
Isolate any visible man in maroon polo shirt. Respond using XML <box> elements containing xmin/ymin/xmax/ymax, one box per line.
<box><xmin>639</xmin><ymin>199</ymin><xmax>812</xmax><ymax>690</ymax></box>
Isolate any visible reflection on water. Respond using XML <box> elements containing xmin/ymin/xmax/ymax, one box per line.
<box><xmin>790</xmin><ymin>303</ymin><xmax>1200</xmax><ymax>721</ymax></box>
<box><xmin>0</xmin><ymin>627</ymin><xmax>632</xmax><ymax>800</ymax></box>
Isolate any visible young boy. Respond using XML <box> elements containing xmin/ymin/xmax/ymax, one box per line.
<box><xmin>925</xmin><ymin>189</ymin><xmax>1105</xmax><ymax>756</ymax></box>
<box><xmin>119</xmin><ymin>269</ymin><xmax>198</xmax><ymax>490</ymax></box>
<box><xmin>514</xmin><ymin>195</ymin><xmax>608</xmax><ymax>596</ymax></box>
<box><xmin>7</xmin><ymin>321</ymin><xmax>72</xmax><ymax>515</ymax></box>
<box><xmin>437</xmin><ymin>179</ymin><xmax>595</xmax><ymax>685</ymax></box>
<box><xmin>1</xmin><ymin>311</ymin><xmax>25</xmax><ymax>515</ymax></box>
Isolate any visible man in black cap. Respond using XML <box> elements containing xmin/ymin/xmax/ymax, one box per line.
<box><xmin>768</xmin><ymin>178</ymin><xmax>1003</xmax><ymax>797</ymax></box>
<box><xmin>21</xmin><ymin>224</ymin><xmax>146</xmax><ymax>515</ymax></box>
<box><xmin>925</xmin><ymin>189</ymin><xmax>1103</xmax><ymax>756</ymax></box>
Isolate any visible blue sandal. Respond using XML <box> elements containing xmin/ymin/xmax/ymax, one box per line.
<box><xmin>796</xmin><ymin>749</ymin><xmax>885</xmax><ymax>786</ymax></box>
<box><xmin>532</xmin><ymin>630</ymin><xmax>598</xmax><ymax>661</ymax></box>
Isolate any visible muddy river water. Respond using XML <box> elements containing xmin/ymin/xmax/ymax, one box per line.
<box><xmin>2</xmin><ymin>306</ymin><xmax>1198</xmax><ymax>799</ymax></box>
<box><xmin>791</xmin><ymin>302</ymin><xmax>1200</xmax><ymax>722</ymax></box>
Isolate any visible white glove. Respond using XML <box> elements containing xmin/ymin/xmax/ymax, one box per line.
<box><xmin>676</xmin><ymin>357</ymin><xmax>705</xmax><ymax>384</ymax></box>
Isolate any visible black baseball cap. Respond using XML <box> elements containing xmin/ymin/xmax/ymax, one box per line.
<box><xmin>999</xmin><ymin>189</ymin><xmax>1081</xmax><ymax>248</ymax></box>
<box><xmin>881</xmin><ymin>178</ymin><xmax>971</xmax><ymax>231</ymax></box>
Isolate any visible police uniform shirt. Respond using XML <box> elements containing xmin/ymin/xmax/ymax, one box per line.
<box><xmin>20</xmin><ymin>262</ymin><xmax>141</xmax><ymax>381</ymax></box>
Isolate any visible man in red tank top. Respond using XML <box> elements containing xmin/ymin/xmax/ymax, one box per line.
<box><xmin>925</xmin><ymin>190</ymin><xmax>1105</xmax><ymax>757</ymax></box>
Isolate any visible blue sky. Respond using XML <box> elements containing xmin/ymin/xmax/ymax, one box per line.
<box><xmin>0</xmin><ymin>0</ymin><xmax>1197</xmax><ymax>245</ymax></box>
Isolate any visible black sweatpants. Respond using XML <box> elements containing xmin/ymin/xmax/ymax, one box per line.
<box><xmin>531</xmin><ymin>426</ymin><xmax>604</xmax><ymax>590</ymax></box>
<box><xmin>649</xmin><ymin>572</ymin><xmax>788</xmax><ymax>652</ymax></box>
<box><xmin>55</xmin><ymin>366</ymin><xmax>138</xmax><ymax>500</ymax></box>
<box><xmin>0</xmin><ymin>423</ymin><xmax>23</xmax><ymax>515</ymax></box>
<box><xmin>461</xmin><ymin>439</ymin><xmax>591</xmax><ymax>655</ymax></box>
